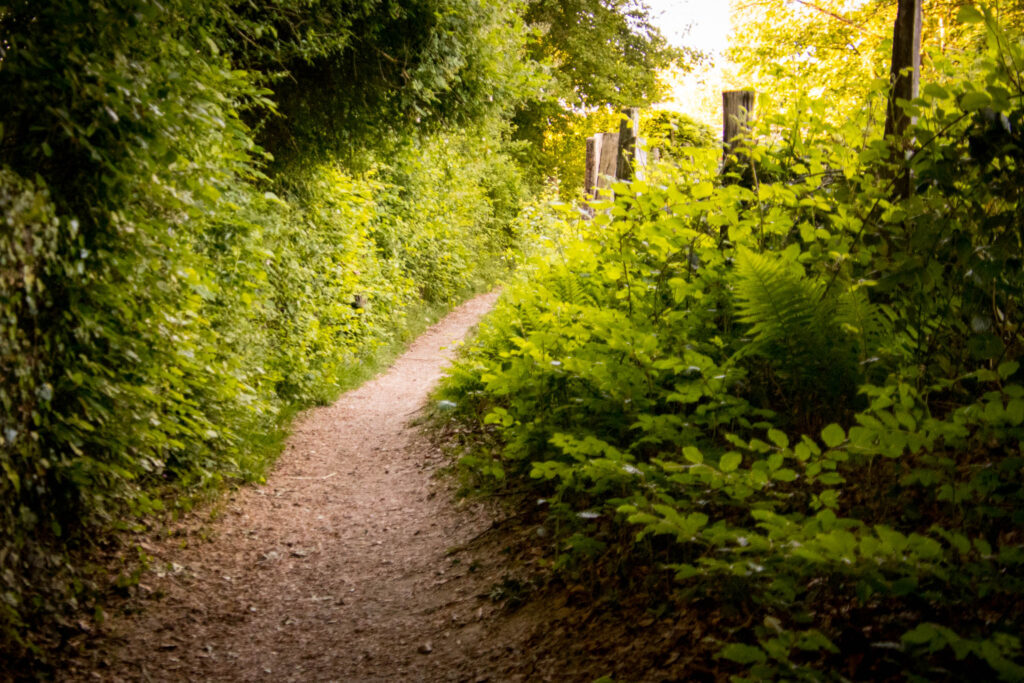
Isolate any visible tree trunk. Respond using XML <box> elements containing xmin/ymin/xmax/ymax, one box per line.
<box><xmin>884</xmin><ymin>0</ymin><xmax>923</xmax><ymax>140</ymax></box>
<box><xmin>884</xmin><ymin>0</ymin><xmax>922</xmax><ymax>198</ymax></box>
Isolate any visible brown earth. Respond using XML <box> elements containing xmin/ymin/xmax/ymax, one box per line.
<box><xmin>62</xmin><ymin>292</ymin><xmax>704</xmax><ymax>683</ymax></box>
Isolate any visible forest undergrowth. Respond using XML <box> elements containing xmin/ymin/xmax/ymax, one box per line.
<box><xmin>435</xmin><ymin>9</ymin><xmax>1024</xmax><ymax>680</ymax></box>
<box><xmin>0</xmin><ymin>0</ymin><xmax>556</xmax><ymax>669</ymax></box>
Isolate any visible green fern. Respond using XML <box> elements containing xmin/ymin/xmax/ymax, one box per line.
<box><xmin>731</xmin><ymin>248</ymin><xmax>871</xmax><ymax>421</ymax></box>
<box><xmin>732</xmin><ymin>248</ymin><xmax>831</xmax><ymax>364</ymax></box>
<box><xmin>546</xmin><ymin>269</ymin><xmax>598</xmax><ymax>309</ymax></box>
<box><xmin>836</xmin><ymin>287</ymin><xmax>897</xmax><ymax>361</ymax></box>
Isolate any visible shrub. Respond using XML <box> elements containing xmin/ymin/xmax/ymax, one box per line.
<box><xmin>0</xmin><ymin>0</ymin><xmax>529</xmax><ymax>664</ymax></box>
<box><xmin>436</xmin><ymin>18</ymin><xmax>1024</xmax><ymax>679</ymax></box>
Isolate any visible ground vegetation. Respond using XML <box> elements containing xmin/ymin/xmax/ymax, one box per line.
<box><xmin>438</xmin><ymin>7</ymin><xmax>1024</xmax><ymax>678</ymax></box>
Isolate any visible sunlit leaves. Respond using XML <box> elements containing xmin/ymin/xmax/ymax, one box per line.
<box><xmin>436</xmin><ymin>15</ymin><xmax>1024</xmax><ymax>676</ymax></box>
<box><xmin>719</xmin><ymin>452</ymin><xmax>743</xmax><ymax>473</ymax></box>
<box><xmin>0</xmin><ymin>0</ymin><xmax>533</xmax><ymax>659</ymax></box>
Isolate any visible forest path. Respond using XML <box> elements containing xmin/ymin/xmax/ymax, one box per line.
<box><xmin>65</xmin><ymin>291</ymin><xmax>550</xmax><ymax>682</ymax></box>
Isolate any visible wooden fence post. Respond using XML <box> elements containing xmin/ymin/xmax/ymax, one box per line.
<box><xmin>634</xmin><ymin>140</ymin><xmax>648</xmax><ymax>181</ymax></box>
<box><xmin>722</xmin><ymin>90</ymin><xmax>756</xmax><ymax>159</ymax></box>
<box><xmin>616</xmin><ymin>107</ymin><xmax>640</xmax><ymax>180</ymax></box>
<box><xmin>598</xmin><ymin>131</ymin><xmax>619</xmax><ymax>193</ymax></box>
<box><xmin>583</xmin><ymin>107</ymin><xmax>645</xmax><ymax>206</ymax></box>
<box><xmin>585</xmin><ymin>135</ymin><xmax>602</xmax><ymax>198</ymax></box>
<box><xmin>884</xmin><ymin>0</ymin><xmax>922</xmax><ymax>140</ymax></box>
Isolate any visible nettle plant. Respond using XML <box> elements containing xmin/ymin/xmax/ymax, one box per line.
<box><xmin>437</xmin><ymin>13</ymin><xmax>1024</xmax><ymax>680</ymax></box>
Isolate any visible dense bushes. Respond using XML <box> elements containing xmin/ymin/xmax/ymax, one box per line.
<box><xmin>437</xmin><ymin>14</ymin><xmax>1024</xmax><ymax>680</ymax></box>
<box><xmin>0</xmin><ymin>140</ymin><xmax>524</xmax><ymax>663</ymax></box>
<box><xmin>0</xmin><ymin>0</ymin><xmax>533</xmax><ymax>663</ymax></box>
<box><xmin>643</xmin><ymin>110</ymin><xmax>718</xmax><ymax>162</ymax></box>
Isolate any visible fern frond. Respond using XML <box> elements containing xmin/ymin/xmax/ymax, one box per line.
<box><xmin>731</xmin><ymin>249</ymin><xmax>864</xmax><ymax>419</ymax></box>
<box><xmin>546</xmin><ymin>269</ymin><xmax>598</xmax><ymax>309</ymax></box>
<box><xmin>732</xmin><ymin>248</ymin><xmax>828</xmax><ymax>361</ymax></box>
<box><xmin>836</xmin><ymin>287</ymin><xmax>894</xmax><ymax>361</ymax></box>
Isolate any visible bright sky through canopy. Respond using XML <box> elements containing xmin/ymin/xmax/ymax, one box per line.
<box><xmin>644</xmin><ymin>0</ymin><xmax>732</xmax><ymax>54</ymax></box>
<box><xmin>642</xmin><ymin>1</ymin><xmax>735</xmax><ymax>126</ymax></box>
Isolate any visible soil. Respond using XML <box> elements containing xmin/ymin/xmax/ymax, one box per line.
<box><xmin>61</xmin><ymin>292</ymin><xmax>705</xmax><ymax>683</ymax></box>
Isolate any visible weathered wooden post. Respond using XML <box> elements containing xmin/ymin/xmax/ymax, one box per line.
<box><xmin>722</xmin><ymin>90</ymin><xmax>756</xmax><ymax>159</ymax></box>
<box><xmin>585</xmin><ymin>135</ymin><xmax>602</xmax><ymax>198</ymax></box>
<box><xmin>634</xmin><ymin>141</ymin><xmax>648</xmax><ymax>181</ymax></box>
<box><xmin>616</xmin><ymin>107</ymin><xmax>640</xmax><ymax>180</ymax></box>
<box><xmin>720</xmin><ymin>91</ymin><xmax>756</xmax><ymax>242</ymax></box>
<box><xmin>597</xmin><ymin>131</ymin><xmax>619</xmax><ymax>193</ymax></box>
<box><xmin>884</xmin><ymin>0</ymin><xmax>922</xmax><ymax>198</ymax></box>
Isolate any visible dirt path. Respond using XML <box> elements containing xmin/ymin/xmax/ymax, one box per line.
<box><xmin>68</xmin><ymin>291</ymin><xmax>552</xmax><ymax>682</ymax></box>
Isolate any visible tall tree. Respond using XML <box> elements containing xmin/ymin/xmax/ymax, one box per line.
<box><xmin>884</xmin><ymin>0</ymin><xmax>923</xmax><ymax>199</ymax></box>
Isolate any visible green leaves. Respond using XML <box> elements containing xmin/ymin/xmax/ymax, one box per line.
<box><xmin>998</xmin><ymin>361</ymin><xmax>1020</xmax><ymax>380</ymax></box>
<box><xmin>960</xmin><ymin>90</ymin><xmax>992</xmax><ymax>112</ymax></box>
<box><xmin>683</xmin><ymin>446</ymin><xmax>704</xmax><ymax>465</ymax></box>
<box><xmin>923</xmin><ymin>83</ymin><xmax>952</xmax><ymax>101</ymax></box>
<box><xmin>821</xmin><ymin>424</ymin><xmax>845</xmax><ymax>449</ymax></box>
<box><xmin>434</xmin><ymin>13</ymin><xmax>1024</xmax><ymax>680</ymax></box>
<box><xmin>956</xmin><ymin>5</ymin><xmax>985</xmax><ymax>25</ymax></box>
<box><xmin>719</xmin><ymin>452</ymin><xmax>743</xmax><ymax>473</ymax></box>
<box><xmin>719</xmin><ymin>643</ymin><xmax>768</xmax><ymax>665</ymax></box>
<box><xmin>692</xmin><ymin>181</ymin><xmax>714</xmax><ymax>199</ymax></box>
<box><xmin>0</xmin><ymin>0</ymin><xmax>536</xmax><ymax>658</ymax></box>
<box><xmin>767</xmin><ymin>429</ymin><xmax>789</xmax><ymax>449</ymax></box>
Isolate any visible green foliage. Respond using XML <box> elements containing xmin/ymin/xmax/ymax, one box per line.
<box><xmin>728</xmin><ymin>0</ymin><xmax>1024</xmax><ymax>136</ymax></box>
<box><xmin>243</xmin><ymin>0</ymin><xmax>539</xmax><ymax>169</ymax></box>
<box><xmin>732</xmin><ymin>247</ymin><xmax>870</xmax><ymax>423</ymax></box>
<box><xmin>511</xmin><ymin>0</ymin><xmax>687</xmax><ymax>191</ymax></box>
<box><xmin>642</xmin><ymin>110</ymin><xmax>717</xmax><ymax>162</ymax></box>
<box><xmin>0</xmin><ymin>0</ymin><xmax>530</xmax><ymax>666</ymax></box>
<box><xmin>370</xmin><ymin>127</ymin><xmax>526</xmax><ymax>302</ymax></box>
<box><xmin>522</xmin><ymin>0</ymin><xmax>678</xmax><ymax>110</ymax></box>
<box><xmin>518</xmin><ymin>107</ymin><xmax>622</xmax><ymax>199</ymax></box>
<box><xmin>436</xmin><ymin>14</ymin><xmax>1024</xmax><ymax>679</ymax></box>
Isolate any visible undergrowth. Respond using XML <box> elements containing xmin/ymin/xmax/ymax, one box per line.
<box><xmin>436</xmin><ymin>11</ymin><xmax>1024</xmax><ymax>681</ymax></box>
<box><xmin>0</xmin><ymin>0</ymin><xmax>532</xmax><ymax>667</ymax></box>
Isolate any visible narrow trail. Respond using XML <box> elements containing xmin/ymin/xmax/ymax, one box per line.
<box><xmin>68</xmin><ymin>291</ymin><xmax>545</xmax><ymax>682</ymax></box>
